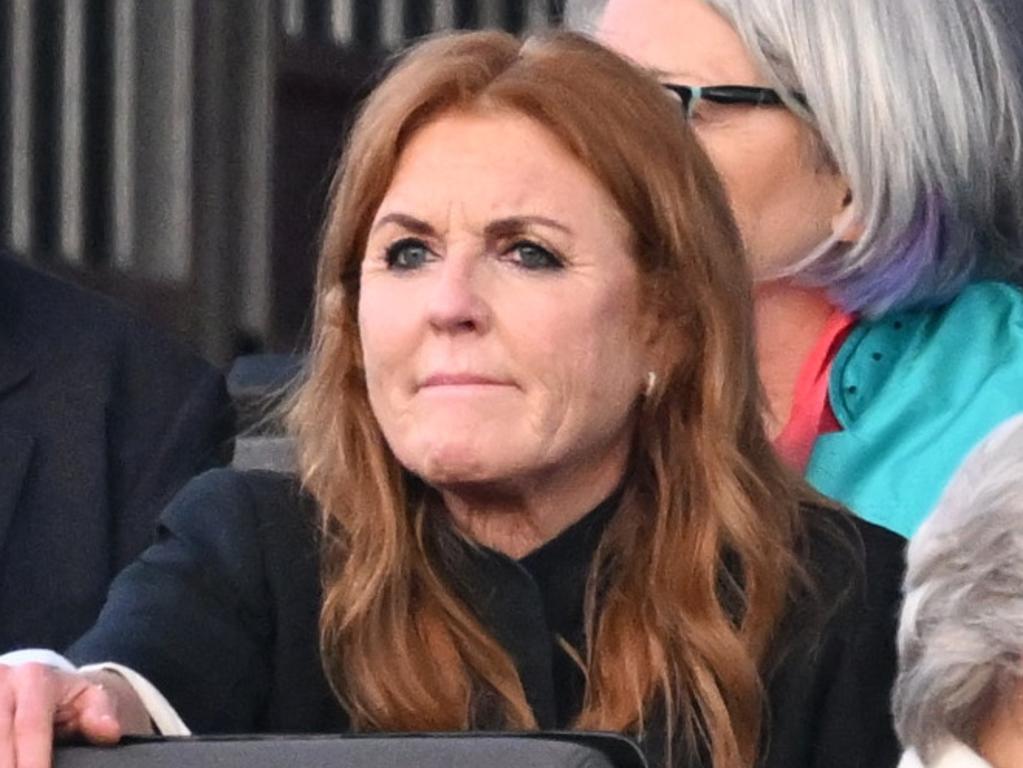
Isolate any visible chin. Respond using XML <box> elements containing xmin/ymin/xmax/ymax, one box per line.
<box><xmin>408</xmin><ymin>440</ymin><xmax>510</xmax><ymax>488</ymax></box>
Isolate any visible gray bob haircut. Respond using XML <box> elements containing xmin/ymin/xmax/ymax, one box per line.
<box><xmin>565</xmin><ymin>0</ymin><xmax>1023</xmax><ymax>316</ymax></box>
<box><xmin>893</xmin><ymin>414</ymin><xmax>1023</xmax><ymax>761</ymax></box>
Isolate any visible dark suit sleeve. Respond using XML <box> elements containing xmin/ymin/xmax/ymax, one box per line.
<box><xmin>810</xmin><ymin>523</ymin><xmax>905</xmax><ymax>768</ymax></box>
<box><xmin>107</xmin><ymin>325</ymin><xmax>235</xmax><ymax>570</ymax></box>
<box><xmin>67</xmin><ymin>469</ymin><xmax>273</xmax><ymax>733</ymax></box>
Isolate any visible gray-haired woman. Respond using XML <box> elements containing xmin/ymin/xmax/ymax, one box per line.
<box><xmin>895</xmin><ymin>414</ymin><xmax>1023</xmax><ymax>767</ymax></box>
<box><xmin>567</xmin><ymin>0</ymin><xmax>1023</xmax><ymax>537</ymax></box>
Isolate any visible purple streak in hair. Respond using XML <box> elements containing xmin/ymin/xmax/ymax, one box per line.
<box><xmin>825</xmin><ymin>194</ymin><xmax>967</xmax><ymax>317</ymax></box>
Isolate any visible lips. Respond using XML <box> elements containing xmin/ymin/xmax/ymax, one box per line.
<box><xmin>419</xmin><ymin>373</ymin><xmax>511</xmax><ymax>388</ymax></box>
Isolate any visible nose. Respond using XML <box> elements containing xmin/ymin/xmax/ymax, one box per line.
<box><xmin>426</xmin><ymin>253</ymin><xmax>491</xmax><ymax>334</ymax></box>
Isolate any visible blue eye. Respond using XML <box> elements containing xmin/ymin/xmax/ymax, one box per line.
<box><xmin>384</xmin><ymin>238</ymin><xmax>432</xmax><ymax>271</ymax></box>
<box><xmin>509</xmin><ymin>241</ymin><xmax>563</xmax><ymax>270</ymax></box>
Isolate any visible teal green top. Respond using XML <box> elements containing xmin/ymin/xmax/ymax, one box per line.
<box><xmin>805</xmin><ymin>281</ymin><xmax>1023</xmax><ymax>537</ymax></box>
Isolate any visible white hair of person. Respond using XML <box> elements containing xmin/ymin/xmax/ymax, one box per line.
<box><xmin>893</xmin><ymin>413</ymin><xmax>1023</xmax><ymax>762</ymax></box>
<box><xmin>565</xmin><ymin>0</ymin><xmax>1023</xmax><ymax>316</ymax></box>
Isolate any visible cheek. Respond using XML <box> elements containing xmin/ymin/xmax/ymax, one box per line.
<box><xmin>357</xmin><ymin>285</ymin><xmax>416</xmax><ymax>406</ymax></box>
<box><xmin>546</xmin><ymin>287</ymin><xmax>646</xmax><ymax>409</ymax></box>
<box><xmin>357</xmin><ymin>292</ymin><xmax>386</xmax><ymax>380</ymax></box>
<box><xmin>696</xmin><ymin>134</ymin><xmax>772</xmax><ymax>222</ymax></box>
<box><xmin>696</xmin><ymin>131</ymin><xmax>834</xmax><ymax>272</ymax></box>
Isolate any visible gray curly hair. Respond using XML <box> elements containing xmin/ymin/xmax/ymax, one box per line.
<box><xmin>893</xmin><ymin>414</ymin><xmax>1023</xmax><ymax>761</ymax></box>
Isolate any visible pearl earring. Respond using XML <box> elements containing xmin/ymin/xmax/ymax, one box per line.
<box><xmin>645</xmin><ymin>371</ymin><xmax>657</xmax><ymax>398</ymax></box>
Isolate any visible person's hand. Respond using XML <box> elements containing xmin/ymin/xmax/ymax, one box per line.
<box><xmin>0</xmin><ymin>663</ymin><xmax>151</xmax><ymax>768</ymax></box>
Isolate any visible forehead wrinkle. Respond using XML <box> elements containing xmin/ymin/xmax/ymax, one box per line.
<box><xmin>382</xmin><ymin>112</ymin><xmax>625</xmax><ymax>249</ymax></box>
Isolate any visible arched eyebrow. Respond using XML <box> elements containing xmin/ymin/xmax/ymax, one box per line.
<box><xmin>371</xmin><ymin>213</ymin><xmax>574</xmax><ymax>238</ymax></box>
<box><xmin>372</xmin><ymin>212</ymin><xmax>435</xmax><ymax>235</ymax></box>
<box><xmin>485</xmin><ymin>216</ymin><xmax>573</xmax><ymax>238</ymax></box>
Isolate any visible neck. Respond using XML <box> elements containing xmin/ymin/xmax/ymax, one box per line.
<box><xmin>977</xmin><ymin>679</ymin><xmax>1023</xmax><ymax>768</ymax></box>
<box><xmin>754</xmin><ymin>281</ymin><xmax>836</xmax><ymax>437</ymax></box>
<box><xmin>441</xmin><ymin>443</ymin><xmax>628</xmax><ymax>560</ymax></box>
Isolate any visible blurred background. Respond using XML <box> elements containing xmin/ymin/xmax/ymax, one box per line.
<box><xmin>0</xmin><ymin>0</ymin><xmax>564</xmax><ymax>366</ymax></box>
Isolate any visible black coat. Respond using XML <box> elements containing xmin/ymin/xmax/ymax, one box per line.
<box><xmin>69</xmin><ymin>468</ymin><xmax>906</xmax><ymax>768</ymax></box>
<box><xmin>0</xmin><ymin>255</ymin><xmax>233</xmax><ymax>651</ymax></box>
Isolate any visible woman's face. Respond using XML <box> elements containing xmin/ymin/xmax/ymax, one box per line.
<box><xmin>359</xmin><ymin>110</ymin><xmax>652</xmax><ymax>497</ymax></box>
<box><xmin>596</xmin><ymin>0</ymin><xmax>848</xmax><ymax>279</ymax></box>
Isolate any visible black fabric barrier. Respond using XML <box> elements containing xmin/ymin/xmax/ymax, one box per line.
<box><xmin>54</xmin><ymin>732</ymin><xmax>648</xmax><ymax>768</ymax></box>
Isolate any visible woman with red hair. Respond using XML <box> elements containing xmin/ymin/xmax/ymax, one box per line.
<box><xmin>0</xmin><ymin>31</ymin><xmax>903</xmax><ymax>768</ymax></box>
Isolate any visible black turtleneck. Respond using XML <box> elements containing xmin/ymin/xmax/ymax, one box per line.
<box><xmin>435</xmin><ymin>491</ymin><xmax>620</xmax><ymax>728</ymax></box>
<box><xmin>517</xmin><ymin>493</ymin><xmax>617</xmax><ymax>725</ymax></box>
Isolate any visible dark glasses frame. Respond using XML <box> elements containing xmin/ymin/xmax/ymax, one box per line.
<box><xmin>662</xmin><ymin>84</ymin><xmax>808</xmax><ymax>119</ymax></box>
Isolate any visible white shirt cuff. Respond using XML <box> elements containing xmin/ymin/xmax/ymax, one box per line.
<box><xmin>0</xmin><ymin>649</ymin><xmax>190</xmax><ymax>736</ymax></box>
<box><xmin>79</xmin><ymin>662</ymin><xmax>191</xmax><ymax>736</ymax></box>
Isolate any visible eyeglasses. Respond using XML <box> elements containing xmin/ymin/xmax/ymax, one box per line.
<box><xmin>662</xmin><ymin>84</ymin><xmax>808</xmax><ymax>120</ymax></box>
